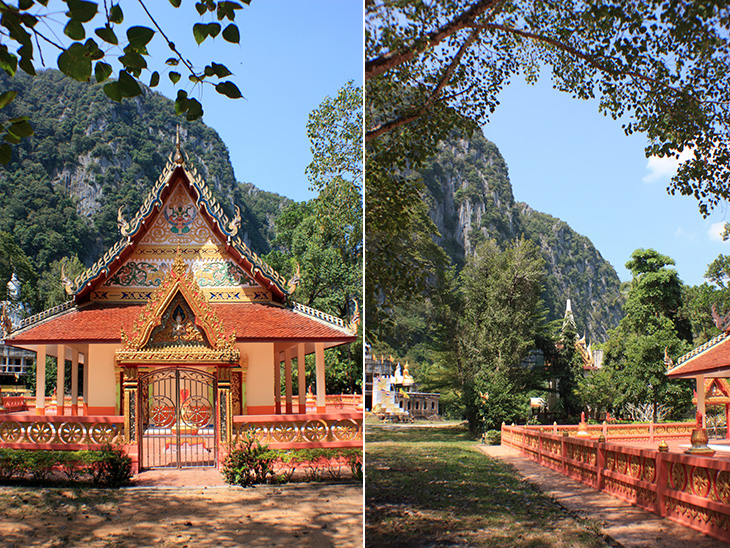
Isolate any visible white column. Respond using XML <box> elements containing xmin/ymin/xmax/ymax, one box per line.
<box><xmin>71</xmin><ymin>348</ymin><xmax>79</xmax><ymax>415</ymax></box>
<box><xmin>315</xmin><ymin>343</ymin><xmax>326</xmax><ymax>413</ymax></box>
<box><xmin>697</xmin><ymin>375</ymin><xmax>706</xmax><ymax>428</ymax></box>
<box><xmin>35</xmin><ymin>345</ymin><xmax>46</xmax><ymax>415</ymax></box>
<box><xmin>297</xmin><ymin>344</ymin><xmax>306</xmax><ymax>414</ymax></box>
<box><xmin>284</xmin><ymin>348</ymin><xmax>293</xmax><ymax>414</ymax></box>
<box><xmin>56</xmin><ymin>345</ymin><xmax>65</xmax><ymax>416</ymax></box>
<box><xmin>274</xmin><ymin>351</ymin><xmax>282</xmax><ymax>414</ymax></box>
<box><xmin>82</xmin><ymin>351</ymin><xmax>88</xmax><ymax>413</ymax></box>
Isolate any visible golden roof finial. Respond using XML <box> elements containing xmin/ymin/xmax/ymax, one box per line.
<box><xmin>174</xmin><ymin>126</ymin><xmax>184</xmax><ymax>165</ymax></box>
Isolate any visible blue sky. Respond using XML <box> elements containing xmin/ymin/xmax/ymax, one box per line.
<box><xmin>132</xmin><ymin>1</ymin><xmax>364</xmax><ymax>203</ymax></box>
<box><xmin>484</xmin><ymin>76</ymin><xmax>730</xmax><ymax>287</ymax></box>
<box><xmin>41</xmin><ymin>1</ymin><xmax>363</xmax><ymax>203</ymax></box>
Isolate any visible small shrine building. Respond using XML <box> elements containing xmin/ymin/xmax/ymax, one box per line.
<box><xmin>0</xmin><ymin>142</ymin><xmax>360</xmax><ymax>470</ymax></box>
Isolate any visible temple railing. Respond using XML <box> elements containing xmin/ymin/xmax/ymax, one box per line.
<box><xmin>324</xmin><ymin>394</ymin><xmax>362</xmax><ymax>409</ymax></box>
<box><xmin>523</xmin><ymin>421</ymin><xmax>696</xmax><ymax>443</ymax></box>
<box><xmin>233</xmin><ymin>412</ymin><xmax>363</xmax><ymax>449</ymax></box>
<box><xmin>502</xmin><ymin>423</ymin><xmax>730</xmax><ymax>544</ymax></box>
<box><xmin>0</xmin><ymin>414</ymin><xmax>124</xmax><ymax>450</ymax></box>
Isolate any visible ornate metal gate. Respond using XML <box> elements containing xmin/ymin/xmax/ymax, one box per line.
<box><xmin>138</xmin><ymin>368</ymin><xmax>217</xmax><ymax>469</ymax></box>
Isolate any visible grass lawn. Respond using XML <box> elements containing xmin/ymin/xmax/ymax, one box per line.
<box><xmin>365</xmin><ymin>423</ymin><xmax>611</xmax><ymax>547</ymax></box>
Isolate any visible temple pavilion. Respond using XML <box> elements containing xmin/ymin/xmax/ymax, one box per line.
<box><xmin>0</xmin><ymin>141</ymin><xmax>360</xmax><ymax>470</ymax></box>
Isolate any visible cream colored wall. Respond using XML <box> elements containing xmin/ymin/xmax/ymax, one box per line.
<box><xmin>239</xmin><ymin>342</ymin><xmax>274</xmax><ymax>410</ymax></box>
<box><xmin>86</xmin><ymin>343</ymin><xmax>119</xmax><ymax>411</ymax></box>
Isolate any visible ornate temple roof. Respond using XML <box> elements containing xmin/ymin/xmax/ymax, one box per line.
<box><xmin>6</xmin><ymin>301</ymin><xmax>354</xmax><ymax>345</ymax></box>
<box><xmin>667</xmin><ymin>331</ymin><xmax>730</xmax><ymax>378</ymax></box>
<box><xmin>71</xmin><ymin>147</ymin><xmax>292</xmax><ymax>304</ymax></box>
<box><xmin>3</xmin><ymin>140</ymin><xmax>356</xmax><ymax>348</ymax></box>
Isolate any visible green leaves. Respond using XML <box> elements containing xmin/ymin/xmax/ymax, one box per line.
<box><xmin>58</xmin><ymin>42</ymin><xmax>92</xmax><ymax>82</ymax></box>
<box><xmin>65</xmin><ymin>0</ymin><xmax>97</xmax><ymax>23</ymax></box>
<box><xmin>174</xmin><ymin>90</ymin><xmax>204</xmax><ymax>121</ymax></box>
<box><xmin>193</xmin><ymin>22</ymin><xmax>223</xmax><ymax>44</ymax></box>
<box><xmin>126</xmin><ymin>26</ymin><xmax>154</xmax><ymax>53</ymax></box>
<box><xmin>102</xmin><ymin>70</ymin><xmax>142</xmax><ymax>102</ymax></box>
<box><xmin>215</xmin><ymin>81</ymin><xmax>242</xmax><ymax>99</ymax></box>
<box><xmin>94</xmin><ymin>25</ymin><xmax>118</xmax><ymax>45</ymax></box>
<box><xmin>109</xmin><ymin>3</ymin><xmax>123</xmax><ymax>24</ymax></box>
<box><xmin>0</xmin><ymin>91</ymin><xmax>17</xmax><ymax>110</ymax></box>
<box><xmin>94</xmin><ymin>61</ymin><xmax>112</xmax><ymax>83</ymax></box>
<box><xmin>169</xmin><ymin>0</ymin><xmax>182</xmax><ymax>7</ymax></box>
<box><xmin>222</xmin><ymin>23</ymin><xmax>240</xmax><ymax>43</ymax></box>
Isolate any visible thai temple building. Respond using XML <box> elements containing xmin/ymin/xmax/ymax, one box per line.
<box><xmin>0</xmin><ymin>139</ymin><xmax>361</xmax><ymax>470</ymax></box>
<box><xmin>365</xmin><ymin>352</ymin><xmax>440</xmax><ymax>420</ymax></box>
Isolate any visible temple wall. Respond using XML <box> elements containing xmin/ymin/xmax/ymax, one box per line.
<box><xmin>239</xmin><ymin>342</ymin><xmax>275</xmax><ymax>414</ymax></box>
<box><xmin>86</xmin><ymin>343</ymin><xmax>118</xmax><ymax>414</ymax></box>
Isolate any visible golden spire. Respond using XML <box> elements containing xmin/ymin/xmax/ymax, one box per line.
<box><xmin>174</xmin><ymin>126</ymin><xmax>184</xmax><ymax>165</ymax></box>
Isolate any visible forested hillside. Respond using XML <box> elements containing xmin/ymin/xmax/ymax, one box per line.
<box><xmin>420</xmin><ymin>130</ymin><xmax>623</xmax><ymax>340</ymax></box>
<box><xmin>0</xmin><ymin>70</ymin><xmax>289</xmax><ymax>311</ymax></box>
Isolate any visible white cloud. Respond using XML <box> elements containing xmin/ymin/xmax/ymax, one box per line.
<box><xmin>709</xmin><ymin>222</ymin><xmax>727</xmax><ymax>242</ymax></box>
<box><xmin>643</xmin><ymin>149</ymin><xmax>694</xmax><ymax>183</ymax></box>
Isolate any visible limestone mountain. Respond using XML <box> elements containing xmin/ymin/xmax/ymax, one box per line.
<box><xmin>419</xmin><ymin>130</ymin><xmax>623</xmax><ymax>341</ymax></box>
<box><xmin>0</xmin><ymin>70</ymin><xmax>290</xmax><ymax>286</ymax></box>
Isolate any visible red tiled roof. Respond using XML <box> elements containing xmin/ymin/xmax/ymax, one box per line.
<box><xmin>667</xmin><ymin>333</ymin><xmax>730</xmax><ymax>378</ymax></box>
<box><xmin>5</xmin><ymin>303</ymin><xmax>354</xmax><ymax>345</ymax></box>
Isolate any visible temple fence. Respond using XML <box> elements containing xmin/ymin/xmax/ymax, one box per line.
<box><xmin>502</xmin><ymin>423</ymin><xmax>730</xmax><ymax>543</ymax></box>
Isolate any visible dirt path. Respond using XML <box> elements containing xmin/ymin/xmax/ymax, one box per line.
<box><xmin>0</xmin><ymin>482</ymin><xmax>363</xmax><ymax>548</ymax></box>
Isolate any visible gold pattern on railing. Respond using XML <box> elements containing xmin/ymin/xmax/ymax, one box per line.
<box><xmin>643</xmin><ymin>458</ymin><xmax>656</xmax><ymax>483</ymax></box>
<box><xmin>629</xmin><ymin>455</ymin><xmax>641</xmax><ymax>478</ymax></box>
<box><xmin>670</xmin><ymin>462</ymin><xmax>688</xmax><ymax>491</ymax></box>
<box><xmin>0</xmin><ymin>420</ymin><xmax>122</xmax><ymax>445</ymax></box>
<box><xmin>236</xmin><ymin>418</ymin><xmax>362</xmax><ymax>445</ymax></box>
<box><xmin>692</xmin><ymin>466</ymin><xmax>712</xmax><ymax>497</ymax></box>
<box><xmin>717</xmin><ymin>471</ymin><xmax>730</xmax><ymax>504</ymax></box>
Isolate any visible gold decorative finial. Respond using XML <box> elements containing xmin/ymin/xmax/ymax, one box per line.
<box><xmin>227</xmin><ymin>206</ymin><xmax>241</xmax><ymax>238</ymax></box>
<box><xmin>61</xmin><ymin>261</ymin><xmax>74</xmax><ymax>296</ymax></box>
<box><xmin>287</xmin><ymin>262</ymin><xmax>301</xmax><ymax>293</ymax></box>
<box><xmin>174</xmin><ymin>126</ymin><xmax>184</xmax><ymax>165</ymax></box>
<box><xmin>117</xmin><ymin>206</ymin><xmax>130</xmax><ymax>237</ymax></box>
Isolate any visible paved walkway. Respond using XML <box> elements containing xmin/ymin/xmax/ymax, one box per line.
<box><xmin>479</xmin><ymin>444</ymin><xmax>729</xmax><ymax>548</ymax></box>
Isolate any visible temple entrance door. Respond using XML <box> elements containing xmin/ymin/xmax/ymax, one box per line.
<box><xmin>138</xmin><ymin>367</ymin><xmax>218</xmax><ymax>470</ymax></box>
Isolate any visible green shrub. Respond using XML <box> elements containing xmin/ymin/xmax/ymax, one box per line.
<box><xmin>88</xmin><ymin>445</ymin><xmax>133</xmax><ymax>488</ymax></box>
<box><xmin>0</xmin><ymin>448</ymin><xmax>26</xmax><ymax>480</ymax></box>
<box><xmin>222</xmin><ymin>431</ymin><xmax>276</xmax><ymax>487</ymax></box>
<box><xmin>342</xmin><ymin>448</ymin><xmax>363</xmax><ymax>480</ymax></box>
<box><xmin>485</xmin><ymin>430</ymin><xmax>501</xmax><ymax>445</ymax></box>
<box><xmin>26</xmin><ymin>451</ymin><xmax>57</xmax><ymax>481</ymax></box>
<box><xmin>59</xmin><ymin>451</ymin><xmax>85</xmax><ymax>481</ymax></box>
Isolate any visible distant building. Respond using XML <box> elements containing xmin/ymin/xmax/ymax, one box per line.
<box><xmin>0</xmin><ymin>272</ymin><xmax>34</xmax><ymax>389</ymax></box>
<box><xmin>365</xmin><ymin>351</ymin><xmax>440</xmax><ymax>419</ymax></box>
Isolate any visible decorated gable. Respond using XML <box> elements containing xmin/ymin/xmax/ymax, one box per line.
<box><xmin>89</xmin><ymin>169</ymin><xmax>272</xmax><ymax>304</ymax></box>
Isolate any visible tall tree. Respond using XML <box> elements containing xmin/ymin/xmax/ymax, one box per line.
<box><xmin>603</xmin><ymin>249</ymin><xmax>693</xmax><ymax>421</ymax></box>
<box><xmin>266</xmin><ymin>82</ymin><xmax>363</xmax><ymax>394</ymax></box>
<box><xmin>456</xmin><ymin>238</ymin><xmax>545</xmax><ymax>431</ymax></box>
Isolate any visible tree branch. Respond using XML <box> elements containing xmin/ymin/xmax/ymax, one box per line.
<box><xmin>366</xmin><ymin>0</ymin><xmax>503</xmax><ymax>80</ymax></box>
<box><xmin>136</xmin><ymin>0</ymin><xmax>200</xmax><ymax>80</ymax></box>
<box><xmin>366</xmin><ymin>31</ymin><xmax>478</xmax><ymax>142</ymax></box>
<box><xmin>474</xmin><ymin>22</ymin><xmax>685</xmax><ymax>101</ymax></box>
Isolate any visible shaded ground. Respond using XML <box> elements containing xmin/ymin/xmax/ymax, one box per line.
<box><xmin>0</xmin><ymin>482</ymin><xmax>363</xmax><ymax>547</ymax></box>
<box><xmin>365</xmin><ymin>422</ymin><xmax>612</xmax><ymax>547</ymax></box>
